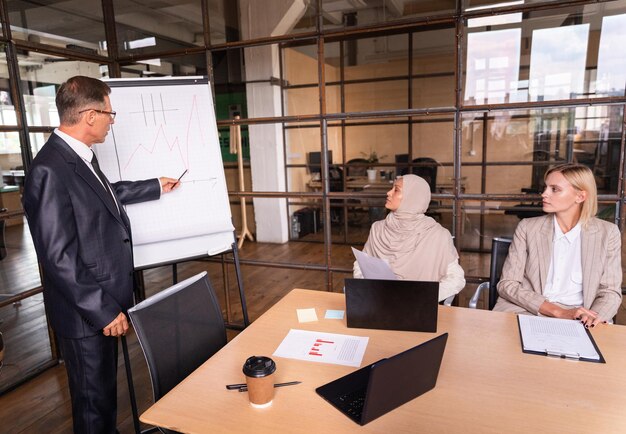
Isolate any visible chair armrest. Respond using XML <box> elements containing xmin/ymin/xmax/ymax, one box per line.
<box><xmin>442</xmin><ymin>294</ymin><xmax>455</xmax><ymax>307</ymax></box>
<box><xmin>469</xmin><ymin>282</ymin><xmax>489</xmax><ymax>309</ymax></box>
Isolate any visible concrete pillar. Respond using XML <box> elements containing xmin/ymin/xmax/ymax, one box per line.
<box><xmin>240</xmin><ymin>0</ymin><xmax>308</xmax><ymax>243</ymax></box>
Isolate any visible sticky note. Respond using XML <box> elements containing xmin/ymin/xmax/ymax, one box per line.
<box><xmin>325</xmin><ymin>310</ymin><xmax>345</xmax><ymax>320</ymax></box>
<box><xmin>296</xmin><ymin>308</ymin><xmax>318</xmax><ymax>323</ymax></box>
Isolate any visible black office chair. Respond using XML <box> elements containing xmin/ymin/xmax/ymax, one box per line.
<box><xmin>411</xmin><ymin>157</ymin><xmax>438</xmax><ymax>192</ymax></box>
<box><xmin>128</xmin><ymin>271</ymin><xmax>227</xmax><ymax>433</ymax></box>
<box><xmin>395</xmin><ymin>153</ymin><xmax>410</xmax><ymax>176</ymax></box>
<box><xmin>0</xmin><ymin>331</ymin><xmax>4</xmax><ymax>373</ymax></box>
<box><xmin>469</xmin><ymin>237</ymin><xmax>512</xmax><ymax>310</ymax></box>
<box><xmin>0</xmin><ymin>214</ymin><xmax>7</xmax><ymax>260</ymax></box>
<box><xmin>346</xmin><ymin>158</ymin><xmax>368</xmax><ymax>177</ymax></box>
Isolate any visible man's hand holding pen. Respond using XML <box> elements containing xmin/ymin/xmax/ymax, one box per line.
<box><xmin>159</xmin><ymin>170</ymin><xmax>186</xmax><ymax>193</ymax></box>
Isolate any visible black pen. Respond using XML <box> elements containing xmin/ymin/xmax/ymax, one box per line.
<box><xmin>238</xmin><ymin>381</ymin><xmax>302</xmax><ymax>392</ymax></box>
<box><xmin>225</xmin><ymin>381</ymin><xmax>302</xmax><ymax>391</ymax></box>
<box><xmin>177</xmin><ymin>169</ymin><xmax>188</xmax><ymax>183</ymax></box>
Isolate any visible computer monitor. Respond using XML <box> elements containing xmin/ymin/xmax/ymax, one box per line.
<box><xmin>308</xmin><ymin>151</ymin><xmax>333</xmax><ymax>176</ymax></box>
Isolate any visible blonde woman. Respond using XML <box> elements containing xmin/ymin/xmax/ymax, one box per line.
<box><xmin>353</xmin><ymin>174</ymin><xmax>465</xmax><ymax>302</ymax></box>
<box><xmin>494</xmin><ymin>164</ymin><xmax>622</xmax><ymax>327</ymax></box>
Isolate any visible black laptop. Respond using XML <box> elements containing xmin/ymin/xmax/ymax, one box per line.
<box><xmin>316</xmin><ymin>333</ymin><xmax>448</xmax><ymax>426</ymax></box>
<box><xmin>345</xmin><ymin>278</ymin><xmax>439</xmax><ymax>332</ymax></box>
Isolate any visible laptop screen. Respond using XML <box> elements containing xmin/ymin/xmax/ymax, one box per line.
<box><xmin>345</xmin><ymin>278</ymin><xmax>439</xmax><ymax>332</ymax></box>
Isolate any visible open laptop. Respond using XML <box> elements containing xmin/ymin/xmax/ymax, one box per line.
<box><xmin>316</xmin><ymin>333</ymin><xmax>448</xmax><ymax>426</ymax></box>
<box><xmin>345</xmin><ymin>278</ymin><xmax>439</xmax><ymax>332</ymax></box>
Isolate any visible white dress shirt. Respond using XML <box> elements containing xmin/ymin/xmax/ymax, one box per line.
<box><xmin>543</xmin><ymin>215</ymin><xmax>584</xmax><ymax>306</ymax></box>
<box><xmin>54</xmin><ymin>128</ymin><xmax>120</xmax><ymax>213</ymax></box>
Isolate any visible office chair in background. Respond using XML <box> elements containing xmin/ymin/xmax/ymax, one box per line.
<box><xmin>127</xmin><ymin>272</ymin><xmax>227</xmax><ymax>433</ymax></box>
<box><xmin>469</xmin><ymin>237</ymin><xmax>512</xmax><ymax>310</ymax></box>
<box><xmin>346</xmin><ymin>158</ymin><xmax>369</xmax><ymax>177</ymax></box>
<box><xmin>411</xmin><ymin>157</ymin><xmax>438</xmax><ymax>192</ymax></box>
<box><xmin>0</xmin><ymin>331</ymin><xmax>4</xmax><ymax>373</ymax></box>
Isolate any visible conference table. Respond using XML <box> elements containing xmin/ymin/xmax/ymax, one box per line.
<box><xmin>140</xmin><ymin>289</ymin><xmax>626</xmax><ymax>433</ymax></box>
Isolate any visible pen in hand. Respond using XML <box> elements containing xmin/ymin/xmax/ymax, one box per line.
<box><xmin>177</xmin><ymin>169</ymin><xmax>188</xmax><ymax>184</ymax></box>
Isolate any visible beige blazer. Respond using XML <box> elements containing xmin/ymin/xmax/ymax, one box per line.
<box><xmin>494</xmin><ymin>215</ymin><xmax>622</xmax><ymax>321</ymax></box>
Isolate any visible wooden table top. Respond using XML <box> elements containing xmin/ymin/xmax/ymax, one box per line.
<box><xmin>140</xmin><ymin>289</ymin><xmax>626</xmax><ymax>434</ymax></box>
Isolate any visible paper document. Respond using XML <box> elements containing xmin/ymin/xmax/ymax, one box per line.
<box><xmin>296</xmin><ymin>308</ymin><xmax>318</xmax><ymax>323</ymax></box>
<box><xmin>351</xmin><ymin>247</ymin><xmax>397</xmax><ymax>280</ymax></box>
<box><xmin>273</xmin><ymin>329</ymin><xmax>369</xmax><ymax>367</ymax></box>
<box><xmin>517</xmin><ymin>315</ymin><xmax>601</xmax><ymax>361</ymax></box>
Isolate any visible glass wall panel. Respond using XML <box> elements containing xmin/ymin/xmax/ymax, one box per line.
<box><xmin>7</xmin><ymin>0</ymin><xmax>106</xmax><ymax>55</ymax></box>
<box><xmin>461</xmin><ymin>106</ymin><xmax>624</xmax><ymax>195</ymax></box>
<box><xmin>114</xmin><ymin>0</ymin><xmax>203</xmax><ymax>56</ymax></box>
<box><xmin>412</xmin><ymin>27</ymin><xmax>456</xmax><ymax>108</ymax></box>
<box><xmin>412</xmin><ymin>116</ymin><xmax>455</xmax><ymax>184</ymax></box>
<box><xmin>463</xmin><ymin>0</ymin><xmax>595</xmax><ymax>11</ymax></box>
<box><xmin>286</xmin><ymin>122</ymin><xmax>322</xmax><ymax>194</ymax></box>
<box><xmin>463</xmin><ymin>2</ymin><xmax>626</xmax><ymax>105</ymax></box>
<box><xmin>208</xmin><ymin>0</ymin><xmax>316</xmax><ymax>44</ymax></box>
<box><xmin>283</xmin><ymin>45</ymin><xmax>318</xmax><ymax>86</ymax></box>
<box><xmin>121</xmin><ymin>52</ymin><xmax>207</xmax><ymax>79</ymax></box>
<box><xmin>0</xmin><ymin>51</ymin><xmax>17</xmax><ymax>127</ymax></box>
<box><xmin>322</xmin><ymin>0</ymin><xmax>455</xmax><ymax>31</ymax></box>
<box><xmin>18</xmin><ymin>53</ymin><xmax>103</xmax><ymax>128</ymax></box>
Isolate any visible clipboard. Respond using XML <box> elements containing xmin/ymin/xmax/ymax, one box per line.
<box><xmin>516</xmin><ymin>315</ymin><xmax>606</xmax><ymax>364</ymax></box>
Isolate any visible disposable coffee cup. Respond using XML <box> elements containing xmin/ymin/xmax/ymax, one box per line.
<box><xmin>243</xmin><ymin>356</ymin><xmax>276</xmax><ymax>408</ymax></box>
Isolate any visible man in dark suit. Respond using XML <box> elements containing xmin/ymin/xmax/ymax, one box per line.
<box><xmin>23</xmin><ymin>76</ymin><xmax>180</xmax><ymax>433</ymax></box>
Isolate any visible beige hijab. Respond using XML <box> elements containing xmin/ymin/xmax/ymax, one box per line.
<box><xmin>363</xmin><ymin>174</ymin><xmax>458</xmax><ymax>281</ymax></box>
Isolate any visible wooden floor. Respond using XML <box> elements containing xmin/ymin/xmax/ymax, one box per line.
<box><xmin>0</xmin><ymin>216</ymin><xmax>625</xmax><ymax>433</ymax></box>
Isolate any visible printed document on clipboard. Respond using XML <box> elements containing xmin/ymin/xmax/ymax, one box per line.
<box><xmin>517</xmin><ymin>315</ymin><xmax>605</xmax><ymax>363</ymax></box>
<box><xmin>351</xmin><ymin>247</ymin><xmax>397</xmax><ymax>280</ymax></box>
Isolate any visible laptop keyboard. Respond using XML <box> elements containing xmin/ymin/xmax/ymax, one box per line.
<box><xmin>333</xmin><ymin>388</ymin><xmax>367</xmax><ymax>420</ymax></box>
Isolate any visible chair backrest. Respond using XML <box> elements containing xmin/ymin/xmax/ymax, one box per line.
<box><xmin>346</xmin><ymin>158</ymin><xmax>368</xmax><ymax>177</ymax></box>
<box><xmin>0</xmin><ymin>331</ymin><xmax>4</xmax><ymax>371</ymax></box>
<box><xmin>0</xmin><ymin>219</ymin><xmax>6</xmax><ymax>260</ymax></box>
<box><xmin>488</xmin><ymin>237</ymin><xmax>512</xmax><ymax>310</ymax></box>
<box><xmin>395</xmin><ymin>153</ymin><xmax>410</xmax><ymax>176</ymax></box>
<box><xmin>128</xmin><ymin>271</ymin><xmax>226</xmax><ymax>402</ymax></box>
<box><xmin>411</xmin><ymin>157</ymin><xmax>438</xmax><ymax>192</ymax></box>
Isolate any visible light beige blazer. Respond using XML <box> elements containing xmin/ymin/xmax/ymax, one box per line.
<box><xmin>494</xmin><ymin>215</ymin><xmax>622</xmax><ymax>321</ymax></box>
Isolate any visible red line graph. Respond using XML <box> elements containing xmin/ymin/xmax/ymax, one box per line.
<box><xmin>122</xmin><ymin>95</ymin><xmax>205</xmax><ymax>171</ymax></box>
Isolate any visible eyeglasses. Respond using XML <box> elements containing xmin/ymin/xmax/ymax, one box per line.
<box><xmin>79</xmin><ymin>108</ymin><xmax>116</xmax><ymax>120</ymax></box>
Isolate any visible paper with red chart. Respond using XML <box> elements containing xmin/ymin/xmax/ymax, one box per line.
<box><xmin>273</xmin><ymin>329</ymin><xmax>369</xmax><ymax>367</ymax></box>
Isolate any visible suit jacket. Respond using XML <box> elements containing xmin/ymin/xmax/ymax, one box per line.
<box><xmin>494</xmin><ymin>214</ymin><xmax>622</xmax><ymax>321</ymax></box>
<box><xmin>23</xmin><ymin>132</ymin><xmax>161</xmax><ymax>338</ymax></box>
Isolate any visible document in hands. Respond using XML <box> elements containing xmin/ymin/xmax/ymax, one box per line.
<box><xmin>351</xmin><ymin>247</ymin><xmax>396</xmax><ymax>280</ymax></box>
<box><xmin>517</xmin><ymin>315</ymin><xmax>604</xmax><ymax>363</ymax></box>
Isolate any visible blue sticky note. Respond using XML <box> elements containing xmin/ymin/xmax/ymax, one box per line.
<box><xmin>325</xmin><ymin>309</ymin><xmax>345</xmax><ymax>320</ymax></box>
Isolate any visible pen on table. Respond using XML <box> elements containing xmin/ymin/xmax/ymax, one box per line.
<box><xmin>225</xmin><ymin>381</ymin><xmax>301</xmax><ymax>391</ymax></box>
<box><xmin>177</xmin><ymin>169</ymin><xmax>188</xmax><ymax>184</ymax></box>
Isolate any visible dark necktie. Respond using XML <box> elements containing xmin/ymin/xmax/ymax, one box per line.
<box><xmin>91</xmin><ymin>151</ymin><xmax>118</xmax><ymax>212</ymax></box>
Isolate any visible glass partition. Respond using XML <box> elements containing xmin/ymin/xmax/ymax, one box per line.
<box><xmin>17</xmin><ymin>54</ymin><xmax>104</xmax><ymax>128</ymax></box>
<box><xmin>113</xmin><ymin>0</ymin><xmax>203</xmax><ymax>56</ymax></box>
<box><xmin>463</xmin><ymin>3</ymin><xmax>626</xmax><ymax>105</ymax></box>
<box><xmin>208</xmin><ymin>0</ymin><xmax>317</xmax><ymax>44</ymax></box>
<box><xmin>322</xmin><ymin>0</ymin><xmax>455</xmax><ymax>31</ymax></box>
<box><xmin>461</xmin><ymin>105</ymin><xmax>624</xmax><ymax>195</ymax></box>
<box><xmin>7</xmin><ymin>0</ymin><xmax>106</xmax><ymax>55</ymax></box>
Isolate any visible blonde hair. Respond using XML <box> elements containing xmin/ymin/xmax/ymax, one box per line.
<box><xmin>544</xmin><ymin>163</ymin><xmax>597</xmax><ymax>226</ymax></box>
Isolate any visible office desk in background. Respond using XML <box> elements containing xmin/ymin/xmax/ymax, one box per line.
<box><xmin>307</xmin><ymin>175</ymin><xmax>393</xmax><ymax>191</ymax></box>
<box><xmin>141</xmin><ymin>289</ymin><xmax>626</xmax><ymax>433</ymax></box>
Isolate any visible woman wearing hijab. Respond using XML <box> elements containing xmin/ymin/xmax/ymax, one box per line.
<box><xmin>494</xmin><ymin>163</ymin><xmax>622</xmax><ymax>327</ymax></box>
<box><xmin>353</xmin><ymin>174</ymin><xmax>465</xmax><ymax>301</ymax></box>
